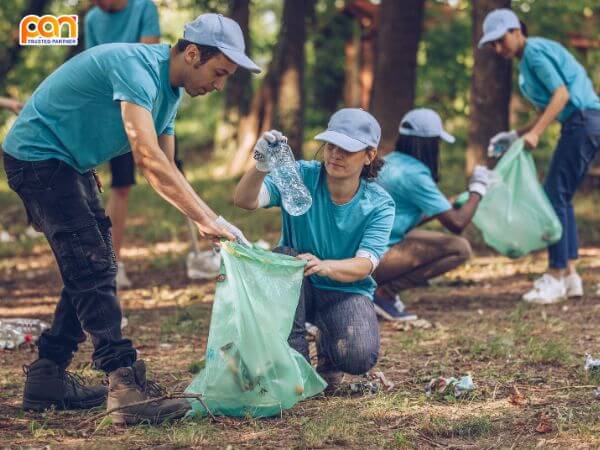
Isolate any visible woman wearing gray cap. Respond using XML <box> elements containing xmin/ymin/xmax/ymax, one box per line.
<box><xmin>373</xmin><ymin>108</ymin><xmax>494</xmax><ymax>321</ymax></box>
<box><xmin>479</xmin><ymin>8</ymin><xmax>600</xmax><ymax>304</ymax></box>
<box><xmin>234</xmin><ymin>108</ymin><xmax>395</xmax><ymax>391</ymax></box>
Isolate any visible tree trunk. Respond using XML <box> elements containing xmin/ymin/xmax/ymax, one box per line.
<box><xmin>273</xmin><ymin>0</ymin><xmax>311</xmax><ymax>159</ymax></box>
<box><xmin>212</xmin><ymin>0</ymin><xmax>253</xmax><ymax>177</ymax></box>
<box><xmin>466</xmin><ymin>0</ymin><xmax>512</xmax><ymax>175</ymax></box>
<box><xmin>226</xmin><ymin>0</ymin><xmax>313</xmax><ymax>176</ymax></box>
<box><xmin>0</xmin><ymin>0</ymin><xmax>52</xmax><ymax>93</ymax></box>
<box><xmin>369</xmin><ymin>0</ymin><xmax>425</xmax><ymax>154</ymax></box>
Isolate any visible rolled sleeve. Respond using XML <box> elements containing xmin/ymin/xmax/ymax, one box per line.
<box><xmin>358</xmin><ymin>197</ymin><xmax>395</xmax><ymax>262</ymax></box>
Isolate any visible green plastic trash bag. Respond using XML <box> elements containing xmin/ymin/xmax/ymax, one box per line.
<box><xmin>457</xmin><ymin>139</ymin><xmax>562</xmax><ymax>259</ymax></box>
<box><xmin>186</xmin><ymin>241</ymin><xmax>326</xmax><ymax>418</ymax></box>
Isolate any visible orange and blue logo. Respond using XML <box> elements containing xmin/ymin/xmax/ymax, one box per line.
<box><xmin>19</xmin><ymin>14</ymin><xmax>78</xmax><ymax>46</ymax></box>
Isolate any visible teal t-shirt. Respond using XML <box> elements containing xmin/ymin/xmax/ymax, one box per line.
<box><xmin>3</xmin><ymin>44</ymin><xmax>181</xmax><ymax>173</ymax></box>
<box><xmin>85</xmin><ymin>0</ymin><xmax>160</xmax><ymax>48</ymax></box>
<box><xmin>263</xmin><ymin>160</ymin><xmax>395</xmax><ymax>299</ymax></box>
<box><xmin>377</xmin><ymin>152</ymin><xmax>451</xmax><ymax>246</ymax></box>
<box><xmin>519</xmin><ymin>37</ymin><xmax>600</xmax><ymax>123</ymax></box>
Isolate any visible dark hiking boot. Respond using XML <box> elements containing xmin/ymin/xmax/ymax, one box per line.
<box><xmin>107</xmin><ymin>360</ymin><xmax>190</xmax><ymax>425</ymax></box>
<box><xmin>22</xmin><ymin>358</ymin><xmax>107</xmax><ymax>411</ymax></box>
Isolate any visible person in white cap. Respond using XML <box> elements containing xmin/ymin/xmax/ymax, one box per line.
<box><xmin>2</xmin><ymin>13</ymin><xmax>258</xmax><ymax>425</ymax></box>
<box><xmin>479</xmin><ymin>8</ymin><xmax>600</xmax><ymax>304</ymax></box>
<box><xmin>234</xmin><ymin>108</ymin><xmax>395</xmax><ymax>392</ymax></box>
<box><xmin>373</xmin><ymin>108</ymin><xmax>494</xmax><ymax>321</ymax></box>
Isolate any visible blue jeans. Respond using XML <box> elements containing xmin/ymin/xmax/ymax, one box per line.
<box><xmin>274</xmin><ymin>247</ymin><xmax>380</xmax><ymax>376</ymax></box>
<box><xmin>544</xmin><ymin>109</ymin><xmax>600</xmax><ymax>269</ymax></box>
<box><xmin>3</xmin><ymin>153</ymin><xmax>136</xmax><ymax>372</ymax></box>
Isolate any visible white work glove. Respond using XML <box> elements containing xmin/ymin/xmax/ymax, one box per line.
<box><xmin>468</xmin><ymin>165</ymin><xmax>495</xmax><ymax>198</ymax></box>
<box><xmin>253</xmin><ymin>129</ymin><xmax>287</xmax><ymax>172</ymax></box>
<box><xmin>487</xmin><ymin>130</ymin><xmax>518</xmax><ymax>158</ymax></box>
<box><xmin>215</xmin><ymin>216</ymin><xmax>252</xmax><ymax>247</ymax></box>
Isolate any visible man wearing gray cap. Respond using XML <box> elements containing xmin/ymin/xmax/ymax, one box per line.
<box><xmin>2</xmin><ymin>13</ymin><xmax>259</xmax><ymax>425</ymax></box>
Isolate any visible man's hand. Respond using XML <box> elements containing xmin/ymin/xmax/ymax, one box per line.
<box><xmin>196</xmin><ymin>219</ymin><xmax>235</xmax><ymax>242</ymax></box>
<box><xmin>522</xmin><ymin>131</ymin><xmax>540</xmax><ymax>150</ymax></box>
<box><xmin>214</xmin><ymin>216</ymin><xmax>251</xmax><ymax>246</ymax></box>
<box><xmin>298</xmin><ymin>253</ymin><xmax>334</xmax><ymax>278</ymax></box>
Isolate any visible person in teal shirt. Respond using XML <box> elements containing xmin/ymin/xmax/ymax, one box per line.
<box><xmin>374</xmin><ymin>108</ymin><xmax>494</xmax><ymax>322</ymax></box>
<box><xmin>235</xmin><ymin>108</ymin><xmax>394</xmax><ymax>391</ymax></box>
<box><xmin>2</xmin><ymin>13</ymin><xmax>259</xmax><ymax>425</ymax></box>
<box><xmin>480</xmin><ymin>9</ymin><xmax>600</xmax><ymax>304</ymax></box>
<box><xmin>85</xmin><ymin>0</ymin><xmax>162</xmax><ymax>288</ymax></box>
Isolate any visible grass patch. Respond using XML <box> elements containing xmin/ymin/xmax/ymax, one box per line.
<box><xmin>298</xmin><ymin>407</ymin><xmax>361</xmax><ymax>448</ymax></box>
<box><xmin>160</xmin><ymin>305</ymin><xmax>211</xmax><ymax>338</ymax></box>
<box><xmin>424</xmin><ymin>416</ymin><xmax>493</xmax><ymax>439</ymax></box>
<box><xmin>525</xmin><ymin>337</ymin><xmax>571</xmax><ymax>366</ymax></box>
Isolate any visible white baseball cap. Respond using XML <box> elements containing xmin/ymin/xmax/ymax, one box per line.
<box><xmin>183</xmin><ymin>13</ymin><xmax>261</xmax><ymax>73</ymax></box>
<box><xmin>478</xmin><ymin>9</ymin><xmax>520</xmax><ymax>49</ymax></box>
<box><xmin>399</xmin><ymin>108</ymin><xmax>455</xmax><ymax>143</ymax></box>
<box><xmin>314</xmin><ymin>108</ymin><xmax>381</xmax><ymax>152</ymax></box>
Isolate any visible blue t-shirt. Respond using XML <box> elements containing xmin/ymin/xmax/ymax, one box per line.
<box><xmin>3</xmin><ymin>44</ymin><xmax>181</xmax><ymax>173</ymax></box>
<box><xmin>377</xmin><ymin>152</ymin><xmax>451</xmax><ymax>246</ymax></box>
<box><xmin>85</xmin><ymin>0</ymin><xmax>160</xmax><ymax>48</ymax></box>
<box><xmin>263</xmin><ymin>160</ymin><xmax>395</xmax><ymax>299</ymax></box>
<box><xmin>519</xmin><ymin>37</ymin><xmax>600</xmax><ymax>123</ymax></box>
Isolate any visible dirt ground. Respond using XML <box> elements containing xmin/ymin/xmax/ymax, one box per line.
<box><xmin>1</xmin><ymin>240</ymin><xmax>600</xmax><ymax>449</ymax></box>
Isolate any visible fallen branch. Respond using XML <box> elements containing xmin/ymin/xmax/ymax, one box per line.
<box><xmin>516</xmin><ymin>384</ymin><xmax>597</xmax><ymax>393</ymax></box>
<box><xmin>78</xmin><ymin>392</ymin><xmax>215</xmax><ymax>428</ymax></box>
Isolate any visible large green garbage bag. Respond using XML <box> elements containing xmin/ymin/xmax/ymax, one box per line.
<box><xmin>186</xmin><ymin>241</ymin><xmax>326</xmax><ymax>418</ymax></box>
<box><xmin>457</xmin><ymin>139</ymin><xmax>562</xmax><ymax>259</ymax></box>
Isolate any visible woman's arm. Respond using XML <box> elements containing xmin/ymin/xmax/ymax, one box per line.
<box><xmin>234</xmin><ymin>166</ymin><xmax>267</xmax><ymax>210</ymax></box>
<box><xmin>522</xmin><ymin>86</ymin><xmax>569</xmax><ymax>149</ymax></box>
<box><xmin>298</xmin><ymin>253</ymin><xmax>373</xmax><ymax>283</ymax></box>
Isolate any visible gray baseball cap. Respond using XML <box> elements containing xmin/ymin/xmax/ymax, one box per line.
<box><xmin>314</xmin><ymin>108</ymin><xmax>381</xmax><ymax>152</ymax></box>
<box><xmin>478</xmin><ymin>9</ymin><xmax>520</xmax><ymax>49</ymax></box>
<box><xmin>183</xmin><ymin>13</ymin><xmax>261</xmax><ymax>73</ymax></box>
<box><xmin>399</xmin><ymin>108</ymin><xmax>455</xmax><ymax>143</ymax></box>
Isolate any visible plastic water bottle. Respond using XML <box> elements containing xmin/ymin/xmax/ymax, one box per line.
<box><xmin>0</xmin><ymin>318</ymin><xmax>50</xmax><ymax>336</ymax></box>
<box><xmin>267</xmin><ymin>141</ymin><xmax>312</xmax><ymax>216</ymax></box>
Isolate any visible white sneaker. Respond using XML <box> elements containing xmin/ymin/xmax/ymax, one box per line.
<box><xmin>564</xmin><ymin>273</ymin><xmax>583</xmax><ymax>298</ymax></box>
<box><xmin>116</xmin><ymin>261</ymin><xmax>132</xmax><ymax>289</ymax></box>
<box><xmin>522</xmin><ymin>274</ymin><xmax>566</xmax><ymax>304</ymax></box>
<box><xmin>186</xmin><ymin>250</ymin><xmax>221</xmax><ymax>280</ymax></box>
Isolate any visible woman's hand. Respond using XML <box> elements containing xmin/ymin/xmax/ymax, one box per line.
<box><xmin>297</xmin><ymin>253</ymin><xmax>335</xmax><ymax>278</ymax></box>
<box><xmin>522</xmin><ymin>131</ymin><xmax>540</xmax><ymax>149</ymax></box>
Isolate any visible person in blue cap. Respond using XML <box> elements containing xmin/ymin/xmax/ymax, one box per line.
<box><xmin>2</xmin><ymin>13</ymin><xmax>259</xmax><ymax>425</ymax></box>
<box><xmin>479</xmin><ymin>8</ymin><xmax>600</xmax><ymax>304</ymax></box>
<box><xmin>234</xmin><ymin>109</ymin><xmax>395</xmax><ymax>391</ymax></box>
<box><xmin>85</xmin><ymin>0</ymin><xmax>162</xmax><ymax>289</ymax></box>
<box><xmin>373</xmin><ymin>108</ymin><xmax>494</xmax><ymax>321</ymax></box>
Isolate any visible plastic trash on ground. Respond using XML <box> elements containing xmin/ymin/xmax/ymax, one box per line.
<box><xmin>186</xmin><ymin>241</ymin><xmax>326</xmax><ymax>418</ymax></box>
<box><xmin>456</xmin><ymin>139</ymin><xmax>562</xmax><ymax>259</ymax></box>
<box><xmin>0</xmin><ymin>319</ymin><xmax>50</xmax><ymax>350</ymax></box>
<box><xmin>584</xmin><ymin>354</ymin><xmax>600</xmax><ymax>374</ymax></box>
<box><xmin>426</xmin><ymin>374</ymin><xmax>475</xmax><ymax>398</ymax></box>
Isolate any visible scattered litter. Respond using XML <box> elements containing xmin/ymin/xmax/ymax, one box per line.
<box><xmin>0</xmin><ymin>231</ymin><xmax>13</xmax><ymax>243</ymax></box>
<box><xmin>426</xmin><ymin>374</ymin><xmax>475</xmax><ymax>398</ymax></box>
<box><xmin>369</xmin><ymin>371</ymin><xmax>395</xmax><ymax>391</ymax></box>
<box><xmin>393</xmin><ymin>318</ymin><xmax>432</xmax><ymax>331</ymax></box>
<box><xmin>0</xmin><ymin>318</ymin><xmax>49</xmax><ymax>336</ymax></box>
<box><xmin>121</xmin><ymin>317</ymin><xmax>129</xmax><ymax>330</ymax></box>
<box><xmin>584</xmin><ymin>354</ymin><xmax>600</xmax><ymax>373</ymax></box>
<box><xmin>593</xmin><ymin>387</ymin><xmax>600</xmax><ymax>400</ymax></box>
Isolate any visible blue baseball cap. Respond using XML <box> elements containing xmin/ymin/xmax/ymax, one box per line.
<box><xmin>478</xmin><ymin>9</ymin><xmax>520</xmax><ymax>49</ymax></box>
<box><xmin>399</xmin><ymin>108</ymin><xmax>455</xmax><ymax>143</ymax></box>
<box><xmin>314</xmin><ymin>108</ymin><xmax>381</xmax><ymax>152</ymax></box>
<box><xmin>183</xmin><ymin>13</ymin><xmax>261</xmax><ymax>73</ymax></box>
